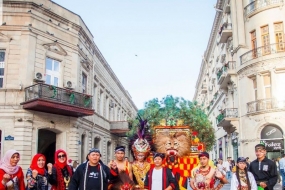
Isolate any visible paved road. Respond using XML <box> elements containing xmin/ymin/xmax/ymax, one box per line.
<box><xmin>221</xmin><ymin>182</ymin><xmax>282</xmax><ymax>190</ymax></box>
<box><xmin>188</xmin><ymin>181</ymin><xmax>283</xmax><ymax>189</ymax></box>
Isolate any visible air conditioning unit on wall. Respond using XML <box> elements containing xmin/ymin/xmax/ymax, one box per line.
<box><xmin>64</xmin><ymin>81</ymin><xmax>73</xmax><ymax>89</ymax></box>
<box><xmin>33</xmin><ymin>72</ymin><xmax>44</xmax><ymax>82</ymax></box>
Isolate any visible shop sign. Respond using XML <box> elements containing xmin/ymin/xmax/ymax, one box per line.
<box><xmin>260</xmin><ymin>139</ymin><xmax>283</xmax><ymax>151</ymax></box>
<box><xmin>4</xmin><ymin>135</ymin><xmax>14</xmax><ymax>141</ymax></box>
<box><xmin>261</xmin><ymin>125</ymin><xmax>283</xmax><ymax>139</ymax></box>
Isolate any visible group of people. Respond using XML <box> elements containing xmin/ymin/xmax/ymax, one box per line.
<box><xmin>231</xmin><ymin>144</ymin><xmax>278</xmax><ymax>190</ymax></box>
<box><xmin>0</xmin><ymin>146</ymin><xmax>177</xmax><ymax>190</ymax></box>
<box><xmin>0</xmin><ymin>143</ymin><xmax>279</xmax><ymax>190</ymax></box>
<box><xmin>190</xmin><ymin>143</ymin><xmax>279</xmax><ymax>190</ymax></box>
<box><xmin>0</xmin><ymin>149</ymin><xmax>75</xmax><ymax>190</ymax></box>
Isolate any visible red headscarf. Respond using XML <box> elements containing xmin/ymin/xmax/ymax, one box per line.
<box><xmin>30</xmin><ymin>154</ymin><xmax>46</xmax><ymax>175</ymax></box>
<box><xmin>53</xmin><ymin>149</ymin><xmax>72</xmax><ymax>190</ymax></box>
<box><xmin>54</xmin><ymin>149</ymin><xmax>68</xmax><ymax>169</ymax></box>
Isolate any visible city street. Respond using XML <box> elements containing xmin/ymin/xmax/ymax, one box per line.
<box><xmin>188</xmin><ymin>182</ymin><xmax>283</xmax><ymax>189</ymax></box>
<box><xmin>221</xmin><ymin>183</ymin><xmax>283</xmax><ymax>190</ymax></box>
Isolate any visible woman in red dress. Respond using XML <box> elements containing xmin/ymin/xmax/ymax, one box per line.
<box><xmin>0</xmin><ymin>149</ymin><xmax>25</xmax><ymax>190</ymax></box>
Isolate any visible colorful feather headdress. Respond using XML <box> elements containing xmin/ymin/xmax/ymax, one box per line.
<box><xmin>131</xmin><ymin>115</ymin><xmax>151</xmax><ymax>156</ymax></box>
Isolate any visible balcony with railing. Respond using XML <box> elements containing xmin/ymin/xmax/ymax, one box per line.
<box><xmin>247</xmin><ymin>98</ymin><xmax>285</xmax><ymax>114</ymax></box>
<box><xmin>217</xmin><ymin>61</ymin><xmax>236</xmax><ymax>89</ymax></box>
<box><xmin>110</xmin><ymin>121</ymin><xmax>129</xmax><ymax>137</ymax></box>
<box><xmin>240</xmin><ymin>43</ymin><xmax>285</xmax><ymax>65</ymax></box>
<box><xmin>20</xmin><ymin>83</ymin><xmax>94</xmax><ymax>117</ymax></box>
<box><xmin>201</xmin><ymin>83</ymin><xmax>207</xmax><ymax>94</ymax></box>
<box><xmin>216</xmin><ymin>108</ymin><xmax>239</xmax><ymax>133</ymax></box>
<box><xmin>244</xmin><ymin>0</ymin><xmax>284</xmax><ymax>18</ymax></box>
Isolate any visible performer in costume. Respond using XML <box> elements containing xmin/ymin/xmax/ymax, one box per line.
<box><xmin>47</xmin><ymin>149</ymin><xmax>73</xmax><ymax>190</ymax></box>
<box><xmin>155</xmin><ymin>131</ymin><xmax>199</xmax><ymax>190</ymax></box>
<box><xmin>108</xmin><ymin>146</ymin><xmax>133</xmax><ymax>190</ymax></box>
<box><xmin>190</xmin><ymin>152</ymin><xmax>227</xmax><ymax>190</ymax></box>
<box><xmin>230</xmin><ymin>157</ymin><xmax>257</xmax><ymax>190</ymax></box>
<box><xmin>131</xmin><ymin>118</ymin><xmax>151</xmax><ymax>189</ymax></box>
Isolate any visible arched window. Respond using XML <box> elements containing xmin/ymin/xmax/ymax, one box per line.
<box><xmin>94</xmin><ymin>137</ymin><xmax>100</xmax><ymax>149</ymax></box>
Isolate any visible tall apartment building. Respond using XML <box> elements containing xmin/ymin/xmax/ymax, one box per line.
<box><xmin>0</xmin><ymin>0</ymin><xmax>137</xmax><ymax>169</ymax></box>
<box><xmin>194</xmin><ymin>0</ymin><xmax>285</xmax><ymax>161</ymax></box>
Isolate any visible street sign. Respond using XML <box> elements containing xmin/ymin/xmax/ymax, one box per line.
<box><xmin>4</xmin><ymin>135</ymin><xmax>14</xmax><ymax>141</ymax></box>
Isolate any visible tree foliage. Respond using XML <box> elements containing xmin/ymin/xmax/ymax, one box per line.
<box><xmin>128</xmin><ymin>95</ymin><xmax>215</xmax><ymax>151</ymax></box>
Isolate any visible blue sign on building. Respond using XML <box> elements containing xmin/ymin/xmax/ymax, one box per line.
<box><xmin>5</xmin><ymin>135</ymin><xmax>14</xmax><ymax>141</ymax></box>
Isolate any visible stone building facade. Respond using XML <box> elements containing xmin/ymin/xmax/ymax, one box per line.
<box><xmin>193</xmin><ymin>0</ymin><xmax>285</xmax><ymax>161</ymax></box>
<box><xmin>0</xmin><ymin>0</ymin><xmax>137</xmax><ymax>169</ymax></box>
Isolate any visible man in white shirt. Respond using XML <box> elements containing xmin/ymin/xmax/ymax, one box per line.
<box><xmin>223</xmin><ymin>157</ymin><xmax>232</xmax><ymax>180</ymax></box>
<box><xmin>144</xmin><ymin>153</ymin><xmax>178</xmax><ymax>190</ymax></box>
<box><xmin>279</xmin><ymin>154</ymin><xmax>285</xmax><ymax>188</ymax></box>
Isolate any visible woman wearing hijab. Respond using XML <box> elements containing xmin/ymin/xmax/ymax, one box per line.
<box><xmin>47</xmin><ymin>149</ymin><xmax>73</xmax><ymax>190</ymax></box>
<box><xmin>26</xmin><ymin>154</ymin><xmax>49</xmax><ymax>190</ymax></box>
<box><xmin>230</xmin><ymin>157</ymin><xmax>257</xmax><ymax>190</ymax></box>
<box><xmin>0</xmin><ymin>149</ymin><xmax>25</xmax><ymax>190</ymax></box>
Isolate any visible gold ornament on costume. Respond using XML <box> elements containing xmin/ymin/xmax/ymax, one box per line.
<box><xmin>131</xmin><ymin>116</ymin><xmax>151</xmax><ymax>188</ymax></box>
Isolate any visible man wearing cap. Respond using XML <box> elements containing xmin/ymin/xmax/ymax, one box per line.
<box><xmin>69</xmin><ymin>148</ymin><xmax>119</xmax><ymax>190</ymax></box>
<box><xmin>249</xmin><ymin>144</ymin><xmax>278</xmax><ymax>190</ymax></box>
<box><xmin>190</xmin><ymin>152</ymin><xmax>228</xmax><ymax>190</ymax></box>
<box><xmin>144</xmin><ymin>152</ymin><xmax>178</xmax><ymax>190</ymax></box>
<box><xmin>109</xmin><ymin>146</ymin><xmax>133</xmax><ymax>180</ymax></box>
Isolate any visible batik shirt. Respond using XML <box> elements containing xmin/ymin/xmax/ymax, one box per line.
<box><xmin>26</xmin><ymin>168</ymin><xmax>49</xmax><ymax>190</ymax></box>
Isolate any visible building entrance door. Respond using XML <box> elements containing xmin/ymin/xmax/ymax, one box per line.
<box><xmin>38</xmin><ymin>129</ymin><xmax>56</xmax><ymax>164</ymax></box>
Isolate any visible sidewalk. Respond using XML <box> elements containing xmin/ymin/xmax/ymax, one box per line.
<box><xmin>187</xmin><ymin>181</ymin><xmax>283</xmax><ymax>189</ymax></box>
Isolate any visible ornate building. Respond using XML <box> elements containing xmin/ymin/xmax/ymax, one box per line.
<box><xmin>0</xmin><ymin>0</ymin><xmax>137</xmax><ymax>168</ymax></box>
<box><xmin>193</xmin><ymin>0</ymin><xmax>285</xmax><ymax>160</ymax></box>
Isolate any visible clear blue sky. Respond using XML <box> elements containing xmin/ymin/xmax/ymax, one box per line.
<box><xmin>54</xmin><ymin>0</ymin><xmax>216</xmax><ymax>109</ymax></box>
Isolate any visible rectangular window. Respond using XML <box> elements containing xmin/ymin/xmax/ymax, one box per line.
<box><xmin>261</xmin><ymin>25</ymin><xmax>271</xmax><ymax>55</ymax></box>
<box><xmin>93</xmin><ymin>85</ymin><xmax>97</xmax><ymax>111</ymax></box>
<box><xmin>0</xmin><ymin>51</ymin><xmax>5</xmax><ymax>88</ymax></box>
<box><xmin>253</xmin><ymin>77</ymin><xmax>257</xmax><ymax>100</ymax></box>
<box><xmin>263</xmin><ymin>74</ymin><xmax>272</xmax><ymax>110</ymax></box>
<box><xmin>276</xmin><ymin>73</ymin><xmax>285</xmax><ymax>107</ymax></box>
<box><xmin>251</xmin><ymin>30</ymin><xmax>257</xmax><ymax>58</ymax></box>
<box><xmin>99</xmin><ymin>91</ymin><xmax>104</xmax><ymax>116</ymax></box>
<box><xmin>45</xmin><ymin>58</ymin><xmax>60</xmax><ymax>86</ymax></box>
<box><xmin>263</xmin><ymin>74</ymin><xmax>271</xmax><ymax>98</ymax></box>
<box><xmin>82</xmin><ymin>73</ymin><xmax>87</xmax><ymax>93</ymax></box>
<box><xmin>274</xmin><ymin>22</ymin><xmax>284</xmax><ymax>51</ymax></box>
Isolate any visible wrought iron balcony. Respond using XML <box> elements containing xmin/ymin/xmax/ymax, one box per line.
<box><xmin>110</xmin><ymin>121</ymin><xmax>129</xmax><ymax>137</ymax></box>
<box><xmin>216</xmin><ymin>108</ymin><xmax>239</xmax><ymax>133</ymax></box>
<box><xmin>217</xmin><ymin>61</ymin><xmax>236</xmax><ymax>89</ymax></box>
<box><xmin>244</xmin><ymin>0</ymin><xmax>284</xmax><ymax>17</ymax></box>
<box><xmin>247</xmin><ymin>98</ymin><xmax>285</xmax><ymax>114</ymax></box>
<box><xmin>21</xmin><ymin>83</ymin><xmax>94</xmax><ymax>117</ymax></box>
<box><xmin>240</xmin><ymin>43</ymin><xmax>285</xmax><ymax>65</ymax></box>
<box><xmin>218</xmin><ymin>23</ymin><xmax>232</xmax><ymax>43</ymax></box>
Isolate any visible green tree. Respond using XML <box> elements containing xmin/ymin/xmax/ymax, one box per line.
<box><xmin>128</xmin><ymin>95</ymin><xmax>215</xmax><ymax>151</ymax></box>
